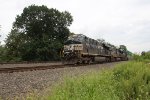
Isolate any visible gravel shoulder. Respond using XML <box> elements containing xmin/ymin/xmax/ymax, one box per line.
<box><xmin>0</xmin><ymin>62</ymin><xmax>126</xmax><ymax>99</ymax></box>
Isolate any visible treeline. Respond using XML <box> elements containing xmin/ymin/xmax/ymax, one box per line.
<box><xmin>0</xmin><ymin>5</ymin><xmax>73</xmax><ymax>62</ymax></box>
<box><xmin>133</xmin><ymin>52</ymin><xmax>150</xmax><ymax>63</ymax></box>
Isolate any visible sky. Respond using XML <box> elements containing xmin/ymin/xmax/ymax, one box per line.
<box><xmin>0</xmin><ymin>0</ymin><xmax>150</xmax><ymax>53</ymax></box>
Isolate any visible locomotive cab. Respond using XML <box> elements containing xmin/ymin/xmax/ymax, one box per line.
<box><xmin>62</xmin><ymin>35</ymin><xmax>85</xmax><ymax>64</ymax></box>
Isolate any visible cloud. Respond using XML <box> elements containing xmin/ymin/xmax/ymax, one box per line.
<box><xmin>0</xmin><ymin>0</ymin><xmax>150</xmax><ymax>52</ymax></box>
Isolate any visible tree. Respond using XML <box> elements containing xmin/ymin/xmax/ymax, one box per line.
<box><xmin>141</xmin><ymin>51</ymin><xmax>145</xmax><ymax>56</ymax></box>
<box><xmin>6</xmin><ymin>5</ymin><xmax>73</xmax><ymax>61</ymax></box>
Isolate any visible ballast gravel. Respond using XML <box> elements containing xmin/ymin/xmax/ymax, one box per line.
<box><xmin>0</xmin><ymin>62</ymin><xmax>123</xmax><ymax>99</ymax></box>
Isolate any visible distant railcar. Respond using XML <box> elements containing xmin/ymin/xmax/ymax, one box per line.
<box><xmin>61</xmin><ymin>34</ymin><xmax>128</xmax><ymax>64</ymax></box>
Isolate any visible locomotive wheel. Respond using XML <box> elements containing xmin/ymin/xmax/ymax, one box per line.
<box><xmin>82</xmin><ymin>60</ymin><xmax>87</xmax><ymax>64</ymax></box>
<box><xmin>87</xmin><ymin>60</ymin><xmax>90</xmax><ymax>64</ymax></box>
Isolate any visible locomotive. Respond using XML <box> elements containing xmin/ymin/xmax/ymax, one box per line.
<box><xmin>62</xmin><ymin>34</ymin><xmax>128</xmax><ymax>64</ymax></box>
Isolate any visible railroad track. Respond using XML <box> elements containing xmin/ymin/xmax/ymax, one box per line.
<box><xmin>0</xmin><ymin>61</ymin><xmax>123</xmax><ymax>73</ymax></box>
<box><xmin>0</xmin><ymin>64</ymin><xmax>67</xmax><ymax>73</ymax></box>
<box><xmin>0</xmin><ymin>64</ymin><xmax>88</xmax><ymax>73</ymax></box>
<box><xmin>0</xmin><ymin>61</ymin><xmax>59</xmax><ymax>64</ymax></box>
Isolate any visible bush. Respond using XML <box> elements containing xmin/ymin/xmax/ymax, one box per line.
<box><xmin>133</xmin><ymin>53</ymin><xmax>150</xmax><ymax>63</ymax></box>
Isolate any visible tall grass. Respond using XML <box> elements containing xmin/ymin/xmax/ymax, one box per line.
<box><xmin>48</xmin><ymin>62</ymin><xmax>150</xmax><ymax>100</ymax></box>
<box><xmin>113</xmin><ymin>62</ymin><xmax>150</xmax><ymax>100</ymax></box>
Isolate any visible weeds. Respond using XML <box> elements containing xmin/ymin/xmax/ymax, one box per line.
<box><xmin>48</xmin><ymin>61</ymin><xmax>150</xmax><ymax>100</ymax></box>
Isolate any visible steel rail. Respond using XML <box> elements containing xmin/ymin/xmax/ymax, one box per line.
<box><xmin>0</xmin><ymin>61</ymin><xmax>124</xmax><ymax>73</ymax></box>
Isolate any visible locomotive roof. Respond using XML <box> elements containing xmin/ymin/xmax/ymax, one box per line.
<box><xmin>68</xmin><ymin>34</ymin><xmax>112</xmax><ymax>47</ymax></box>
<box><xmin>67</xmin><ymin>34</ymin><xmax>127</xmax><ymax>52</ymax></box>
<box><xmin>68</xmin><ymin>34</ymin><xmax>100</xmax><ymax>43</ymax></box>
<box><xmin>68</xmin><ymin>34</ymin><xmax>86</xmax><ymax>40</ymax></box>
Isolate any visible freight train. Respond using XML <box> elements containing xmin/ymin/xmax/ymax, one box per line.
<box><xmin>61</xmin><ymin>34</ymin><xmax>128</xmax><ymax>64</ymax></box>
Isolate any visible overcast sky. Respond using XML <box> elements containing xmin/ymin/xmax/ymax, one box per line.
<box><xmin>0</xmin><ymin>0</ymin><xmax>150</xmax><ymax>53</ymax></box>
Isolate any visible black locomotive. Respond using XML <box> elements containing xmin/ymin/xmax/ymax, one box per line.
<box><xmin>62</xmin><ymin>34</ymin><xmax>128</xmax><ymax>64</ymax></box>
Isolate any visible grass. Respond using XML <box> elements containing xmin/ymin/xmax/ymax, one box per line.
<box><xmin>113</xmin><ymin>62</ymin><xmax>150</xmax><ymax>100</ymax></box>
<box><xmin>47</xmin><ymin>61</ymin><xmax>150</xmax><ymax>100</ymax></box>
